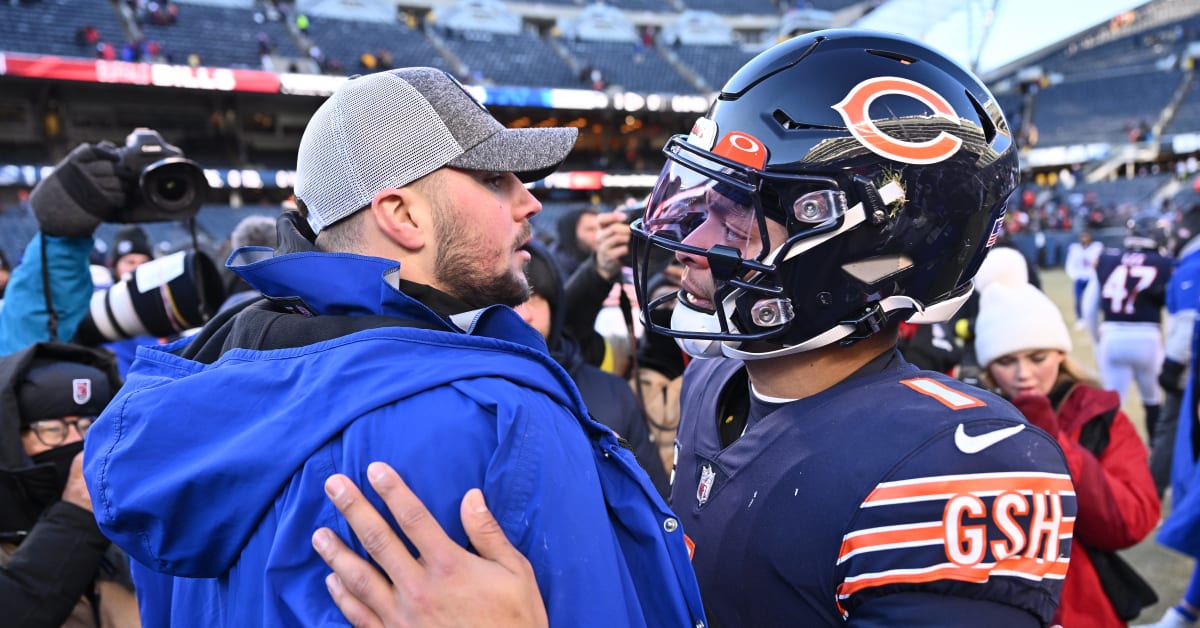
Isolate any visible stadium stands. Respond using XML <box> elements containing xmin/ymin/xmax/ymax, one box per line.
<box><xmin>0</xmin><ymin>0</ymin><xmax>126</xmax><ymax>60</ymax></box>
<box><xmin>1032</xmin><ymin>70</ymin><xmax>1184</xmax><ymax>146</ymax></box>
<box><xmin>561</xmin><ymin>39</ymin><xmax>696</xmax><ymax>94</ymax></box>
<box><xmin>1071</xmin><ymin>172</ymin><xmax>1175</xmax><ymax>207</ymax></box>
<box><xmin>803</xmin><ymin>0</ymin><xmax>868</xmax><ymax>9</ymax></box>
<box><xmin>672</xmin><ymin>43</ymin><xmax>756</xmax><ymax>91</ymax></box>
<box><xmin>138</xmin><ymin>1</ymin><xmax>301</xmax><ymax>70</ymax></box>
<box><xmin>603</xmin><ymin>0</ymin><xmax>670</xmax><ymax>13</ymax></box>
<box><xmin>1170</xmin><ymin>79</ymin><xmax>1200</xmax><ymax>137</ymax></box>
<box><xmin>682</xmin><ymin>0</ymin><xmax>779</xmax><ymax>16</ymax></box>
<box><xmin>443</xmin><ymin>30</ymin><xmax>580</xmax><ymax>88</ymax></box>
<box><xmin>302</xmin><ymin>15</ymin><xmax>448</xmax><ymax>75</ymax></box>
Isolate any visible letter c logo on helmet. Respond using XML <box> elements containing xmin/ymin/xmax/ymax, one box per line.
<box><xmin>832</xmin><ymin>76</ymin><xmax>963</xmax><ymax>165</ymax></box>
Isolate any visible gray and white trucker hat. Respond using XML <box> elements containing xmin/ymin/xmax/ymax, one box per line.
<box><xmin>295</xmin><ymin>67</ymin><xmax>579</xmax><ymax>233</ymax></box>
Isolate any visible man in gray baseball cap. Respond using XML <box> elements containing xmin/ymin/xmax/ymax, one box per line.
<box><xmin>83</xmin><ymin>67</ymin><xmax>705</xmax><ymax>628</ymax></box>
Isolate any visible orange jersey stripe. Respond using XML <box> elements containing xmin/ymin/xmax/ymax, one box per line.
<box><xmin>864</xmin><ymin>472</ymin><xmax>1075</xmax><ymax>506</ymax></box>
<box><xmin>838</xmin><ymin>522</ymin><xmax>944</xmax><ymax>563</ymax></box>
<box><xmin>838</xmin><ymin>557</ymin><xmax>1071</xmax><ymax>599</ymax></box>
<box><xmin>838</xmin><ymin>517</ymin><xmax>1076</xmax><ymax>563</ymax></box>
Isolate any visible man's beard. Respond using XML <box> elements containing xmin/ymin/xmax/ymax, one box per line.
<box><xmin>431</xmin><ymin>198</ymin><xmax>530</xmax><ymax>309</ymax></box>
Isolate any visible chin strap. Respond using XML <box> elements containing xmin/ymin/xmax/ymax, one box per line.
<box><xmin>720</xmin><ymin>288</ymin><xmax>972</xmax><ymax>361</ymax></box>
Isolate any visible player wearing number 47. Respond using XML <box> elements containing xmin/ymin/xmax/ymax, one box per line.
<box><xmin>1081</xmin><ymin>214</ymin><xmax>1173</xmax><ymax>441</ymax></box>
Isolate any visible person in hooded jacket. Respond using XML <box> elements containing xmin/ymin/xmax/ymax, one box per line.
<box><xmin>1138</xmin><ymin>207</ymin><xmax>1200</xmax><ymax>628</ymax></box>
<box><xmin>548</xmin><ymin>205</ymin><xmax>599</xmax><ymax>277</ymax></box>
<box><xmin>82</xmin><ymin>68</ymin><xmax>704</xmax><ymax>628</ymax></box>
<box><xmin>975</xmin><ymin>277</ymin><xmax>1160</xmax><ymax>628</ymax></box>
<box><xmin>0</xmin><ymin>342</ymin><xmax>138</xmax><ymax>627</ymax></box>
<box><xmin>518</xmin><ymin>241</ymin><xmax>669</xmax><ymax>496</ymax></box>
<box><xmin>1153</xmin><ymin>203</ymin><xmax>1200</xmax><ymax>495</ymax></box>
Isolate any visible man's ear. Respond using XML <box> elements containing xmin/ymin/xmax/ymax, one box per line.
<box><xmin>370</xmin><ymin>187</ymin><xmax>426</xmax><ymax>251</ymax></box>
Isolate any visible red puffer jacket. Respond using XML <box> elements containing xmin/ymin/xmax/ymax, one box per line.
<box><xmin>1046</xmin><ymin>383</ymin><xmax>1160</xmax><ymax>628</ymax></box>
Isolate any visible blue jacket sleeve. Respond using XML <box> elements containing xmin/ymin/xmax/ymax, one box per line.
<box><xmin>0</xmin><ymin>233</ymin><xmax>95</xmax><ymax>356</ymax></box>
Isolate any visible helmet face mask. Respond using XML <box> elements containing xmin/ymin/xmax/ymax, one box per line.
<box><xmin>631</xmin><ymin>28</ymin><xmax>1019</xmax><ymax>360</ymax></box>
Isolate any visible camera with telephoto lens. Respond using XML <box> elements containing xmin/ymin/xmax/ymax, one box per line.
<box><xmin>112</xmin><ymin>128</ymin><xmax>209</xmax><ymax>222</ymax></box>
<box><xmin>74</xmin><ymin>249</ymin><xmax>226</xmax><ymax>345</ymax></box>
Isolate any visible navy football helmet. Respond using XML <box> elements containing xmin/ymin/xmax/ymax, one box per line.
<box><xmin>1125</xmin><ymin>213</ymin><xmax>1168</xmax><ymax>252</ymax></box>
<box><xmin>630</xmin><ymin>29</ymin><xmax>1019</xmax><ymax>359</ymax></box>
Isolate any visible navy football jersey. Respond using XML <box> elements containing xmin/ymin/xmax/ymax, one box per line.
<box><xmin>672</xmin><ymin>351</ymin><xmax>1075</xmax><ymax>627</ymax></box>
<box><xmin>1093</xmin><ymin>247</ymin><xmax>1172</xmax><ymax>324</ymax></box>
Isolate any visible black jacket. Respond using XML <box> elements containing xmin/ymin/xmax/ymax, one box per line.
<box><xmin>0</xmin><ymin>342</ymin><xmax>122</xmax><ymax>627</ymax></box>
<box><xmin>529</xmin><ymin>242</ymin><xmax>670</xmax><ymax>497</ymax></box>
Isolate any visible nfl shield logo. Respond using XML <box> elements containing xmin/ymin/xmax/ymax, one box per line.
<box><xmin>73</xmin><ymin>379</ymin><xmax>92</xmax><ymax>405</ymax></box>
<box><xmin>697</xmin><ymin>464</ymin><xmax>716</xmax><ymax>507</ymax></box>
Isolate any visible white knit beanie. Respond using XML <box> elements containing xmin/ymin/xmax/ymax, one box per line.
<box><xmin>973</xmin><ymin>246</ymin><xmax>1029</xmax><ymax>295</ymax></box>
<box><xmin>974</xmin><ymin>280</ymin><xmax>1072</xmax><ymax>367</ymax></box>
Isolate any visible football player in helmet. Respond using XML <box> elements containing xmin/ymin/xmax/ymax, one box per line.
<box><xmin>309</xmin><ymin>29</ymin><xmax>1076</xmax><ymax>628</ymax></box>
<box><xmin>1082</xmin><ymin>212</ymin><xmax>1173</xmax><ymax>442</ymax></box>
<box><xmin>629</xmin><ymin>28</ymin><xmax>1073</xmax><ymax>627</ymax></box>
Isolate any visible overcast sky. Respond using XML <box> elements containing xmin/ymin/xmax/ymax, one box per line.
<box><xmin>853</xmin><ymin>0</ymin><xmax>1151</xmax><ymax>73</ymax></box>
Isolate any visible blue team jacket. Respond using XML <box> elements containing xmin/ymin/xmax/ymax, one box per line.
<box><xmin>0</xmin><ymin>233</ymin><xmax>95</xmax><ymax>357</ymax></box>
<box><xmin>1159</xmin><ymin>245</ymin><xmax>1200</xmax><ymax>558</ymax></box>
<box><xmin>83</xmin><ymin>248</ymin><xmax>704</xmax><ymax>627</ymax></box>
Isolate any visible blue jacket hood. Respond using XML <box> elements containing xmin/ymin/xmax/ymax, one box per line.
<box><xmin>84</xmin><ymin>250</ymin><xmax>586</xmax><ymax>578</ymax></box>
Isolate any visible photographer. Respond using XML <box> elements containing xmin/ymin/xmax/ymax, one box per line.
<box><xmin>561</xmin><ymin>207</ymin><xmax>638</xmax><ymax>371</ymax></box>
<box><xmin>0</xmin><ymin>342</ymin><xmax>138</xmax><ymax>627</ymax></box>
<box><xmin>0</xmin><ymin>130</ymin><xmax>214</xmax><ymax>360</ymax></box>
<box><xmin>0</xmin><ymin>142</ymin><xmax>127</xmax><ymax>357</ymax></box>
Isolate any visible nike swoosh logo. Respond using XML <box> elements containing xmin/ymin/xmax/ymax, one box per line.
<box><xmin>954</xmin><ymin>423</ymin><xmax>1026</xmax><ymax>454</ymax></box>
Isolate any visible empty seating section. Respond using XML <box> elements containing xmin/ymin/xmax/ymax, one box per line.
<box><xmin>139</xmin><ymin>2</ymin><xmax>300</xmax><ymax>69</ymax></box>
<box><xmin>0</xmin><ymin>0</ymin><xmax>126</xmax><ymax>59</ymax></box>
<box><xmin>673</xmin><ymin>44</ymin><xmax>755</xmax><ymax>91</ymax></box>
<box><xmin>562</xmin><ymin>39</ymin><xmax>694</xmax><ymax>94</ymax></box>
<box><xmin>600</xmin><ymin>0</ymin><xmax>665</xmax><ymax>12</ymax></box>
<box><xmin>1169</xmin><ymin>81</ymin><xmax>1200</xmax><ymax>137</ymax></box>
<box><xmin>1041</xmin><ymin>36</ymin><xmax>1172</xmax><ymax>76</ymax></box>
<box><xmin>804</xmin><ymin>0</ymin><xmax>861</xmax><ymax>9</ymax></box>
<box><xmin>303</xmin><ymin>17</ymin><xmax>448</xmax><ymax>74</ymax></box>
<box><xmin>994</xmin><ymin>92</ymin><xmax>1023</xmax><ymax>127</ymax></box>
<box><xmin>1032</xmin><ymin>70</ymin><xmax>1181</xmax><ymax>146</ymax></box>
<box><xmin>681</xmin><ymin>0</ymin><xmax>779</xmax><ymax>16</ymax></box>
<box><xmin>445</xmin><ymin>30</ymin><xmax>579</xmax><ymax>88</ymax></box>
<box><xmin>1071</xmin><ymin>173</ymin><xmax>1172</xmax><ymax>207</ymax></box>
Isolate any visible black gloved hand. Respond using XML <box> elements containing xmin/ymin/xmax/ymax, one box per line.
<box><xmin>29</xmin><ymin>142</ymin><xmax>125</xmax><ymax>238</ymax></box>
<box><xmin>1159</xmin><ymin>358</ymin><xmax>1186</xmax><ymax>394</ymax></box>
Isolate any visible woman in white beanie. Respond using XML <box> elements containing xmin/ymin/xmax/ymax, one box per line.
<box><xmin>975</xmin><ymin>278</ymin><xmax>1160</xmax><ymax>628</ymax></box>
<box><xmin>952</xmin><ymin>245</ymin><xmax>1034</xmax><ymax>386</ymax></box>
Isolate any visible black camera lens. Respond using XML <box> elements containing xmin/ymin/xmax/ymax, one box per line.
<box><xmin>155</xmin><ymin>175</ymin><xmax>188</xmax><ymax>202</ymax></box>
<box><xmin>141</xmin><ymin>159</ymin><xmax>204</xmax><ymax>215</ymax></box>
<box><xmin>110</xmin><ymin>128</ymin><xmax>209</xmax><ymax>223</ymax></box>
